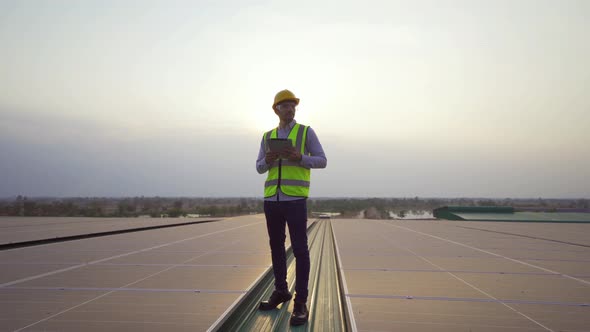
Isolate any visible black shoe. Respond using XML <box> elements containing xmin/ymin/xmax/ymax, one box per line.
<box><xmin>290</xmin><ymin>302</ymin><xmax>308</xmax><ymax>326</ymax></box>
<box><xmin>259</xmin><ymin>290</ymin><xmax>292</xmax><ymax>311</ymax></box>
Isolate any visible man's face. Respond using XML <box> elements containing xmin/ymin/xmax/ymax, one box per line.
<box><xmin>275</xmin><ymin>100</ymin><xmax>297</xmax><ymax>122</ymax></box>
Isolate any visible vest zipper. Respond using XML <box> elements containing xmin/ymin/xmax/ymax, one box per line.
<box><xmin>273</xmin><ymin>123</ymin><xmax>295</xmax><ymax>202</ymax></box>
<box><xmin>276</xmin><ymin>159</ymin><xmax>282</xmax><ymax>202</ymax></box>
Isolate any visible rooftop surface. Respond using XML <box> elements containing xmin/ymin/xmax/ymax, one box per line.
<box><xmin>1</xmin><ymin>216</ymin><xmax>589</xmax><ymax>331</ymax></box>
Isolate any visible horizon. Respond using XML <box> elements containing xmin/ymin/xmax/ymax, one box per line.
<box><xmin>3</xmin><ymin>195</ymin><xmax>588</xmax><ymax>200</ymax></box>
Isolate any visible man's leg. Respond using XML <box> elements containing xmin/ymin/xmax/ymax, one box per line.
<box><xmin>285</xmin><ymin>199</ymin><xmax>310</xmax><ymax>304</ymax></box>
<box><xmin>264</xmin><ymin>201</ymin><xmax>288</xmax><ymax>292</ymax></box>
<box><xmin>260</xmin><ymin>201</ymin><xmax>293</xmax><ymax>311</ymax></box>
<box><xmin>285</xmin><ymin>199</ymin><xmax>310</xmax><ymax>325</ymax></box>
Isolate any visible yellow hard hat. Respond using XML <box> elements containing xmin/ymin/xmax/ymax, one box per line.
<box><xmin>273</xmin><ymin>89</ymin><xmax>300</xmax><ymax>110</ymax></box>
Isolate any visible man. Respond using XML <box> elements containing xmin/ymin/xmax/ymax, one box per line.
<box><xmin>256</xmin><ymin>89</ymin><xmax>327</xmax><ymax>326</ymax></box>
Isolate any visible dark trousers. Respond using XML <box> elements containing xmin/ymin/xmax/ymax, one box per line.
<box><xmin>264</xmin><ymin>199</ymin><xmax>310</xmax><ymax>304</ymax></box>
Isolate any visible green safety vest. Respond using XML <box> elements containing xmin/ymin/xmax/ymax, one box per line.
<box><xmin>264</xmin><ymin>124</ymin><xmax>310</xmax><ymax>198</ymax></box>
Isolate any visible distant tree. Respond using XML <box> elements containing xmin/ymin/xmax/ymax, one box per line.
<box><xmin>117</xmin><ymin>200</ymin><xmax>137</xmax><ymax>217</ymax></box>
<box><xmin>14</xmin><ymin>196</ymin><xmax>24</xmax><ymax>216</ymax></box>
<box><xmin>173</xmin><ymin>200</ymin><xmax>183</xmax><ymax>209</ymax></box>
<box><xmin>23</xmin><ymin>200</ymin><xmax>37</xmax><ymax>216</ymax></box>
<box><xmin>85</xmin><ymin>200</ymin><xmax>104</xmax><ymax>217</ymax></box>
<box><xmin>477</xmin><ymin>199</ymin><xmax>497</xmax><ymax>206</ymax></box>
<box><xmin>166</xmin><ymin>208</ymin><xmax>183</xmax><ymax>218</ymax></box>
<box><xmin>364</xmin><ymin>207</ymin><xmax>379</xmax><ymax>219</ymax></box>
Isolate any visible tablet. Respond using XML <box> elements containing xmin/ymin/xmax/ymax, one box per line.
<box><xmin>267</xmin><ymin>138</ymin><xmax>292</xmax><ymax>152</ymax></box>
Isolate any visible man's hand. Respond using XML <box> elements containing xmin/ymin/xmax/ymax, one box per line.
<box><xmin>265</xmin><ymin>151</ymin><xmax>280</xmax><ymax>164</ymax></box>
<box><xmin>281</xmin><ymin>146</ymin><xmax>302</xmax><ymax>162</ymax></box>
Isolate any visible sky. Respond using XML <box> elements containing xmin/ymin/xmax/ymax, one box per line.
<box><xmin>1</xmin><ymin>0</ymin><xmax>589</xmax><ymax>198</ymax></box>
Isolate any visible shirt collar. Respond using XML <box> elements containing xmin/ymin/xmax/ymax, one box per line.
<box><xmin>278</xmin><ymin>119</ymin><xmax>297</xmax><ymax>130</ymax></box>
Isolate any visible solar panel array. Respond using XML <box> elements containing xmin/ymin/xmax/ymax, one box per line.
<box><xmin>1</xmin><ymin>215</ymin><xmax>589</xmax><ymax>331</ymax></box>
<box><xmin>0</xmin><ymin>217</ymin><xmax>219</xmax><ymax>245</ymax></box>
<box><xmin>333</xmin><ymin>219</ymin><xmax>590</xmax><ymax>331</ymax></box>
<box><xmin>1</xmin><ymin>216</ymin><xmax>270</xmax><ymax>331</ymax></box>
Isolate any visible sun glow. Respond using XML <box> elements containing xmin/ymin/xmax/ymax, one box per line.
<box><xmin>251</xmin><ymin>107</ymin><xmax>279</xmax><ymax>133</ymax></box>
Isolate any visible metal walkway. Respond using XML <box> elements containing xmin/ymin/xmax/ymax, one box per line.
<box><xmin>208</xmin><ymin>219</ymin><xmax>354</xmax><ymax>331</ymax></box>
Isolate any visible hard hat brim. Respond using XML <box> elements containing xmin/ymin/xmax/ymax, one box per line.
<box><xmin>273</xmin><ymin>98</ymin><xmax>300</xmax><ymax>109</ymax></box>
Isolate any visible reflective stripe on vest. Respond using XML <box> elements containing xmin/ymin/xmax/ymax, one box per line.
<box><xmin>263</xmin><ymin>124</ymin><xmax>310</xmax><ymax>198</ymax></box>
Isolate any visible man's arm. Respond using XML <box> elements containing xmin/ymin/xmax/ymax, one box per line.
<box><xmin>301</xmin><ymin>127</ymin><xmax>327</xmax><ymax>169</ymax></box>
<box><xmin>256</xmin><ymin>136</ymin><xmax>270</xmax><ymax>174</ymax></box>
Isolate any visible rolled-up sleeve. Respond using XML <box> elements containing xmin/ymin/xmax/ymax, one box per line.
<box><xmin>256</xmin><ymin>136</ymin><xmax>269</xmax><ymax>174</ymax></box>
<box><xmin>300</xmin><ymin>127</ymin><xmax>327</xmax><ymax>169</ymax></box>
